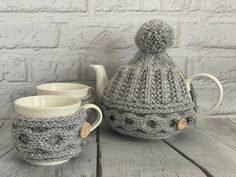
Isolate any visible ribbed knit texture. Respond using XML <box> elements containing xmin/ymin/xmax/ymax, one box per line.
<box><xmin>101</xmin><ymin>19</ymin><xmax>197</xmax><ymax>139</ymax></box>
<box><xmin>11</xmin><ymin>109</ymin><xmax>87</xmax><ymax>161</ymax></box>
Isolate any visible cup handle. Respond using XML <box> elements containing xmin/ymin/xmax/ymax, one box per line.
<box><xmin>81</xmin><ymin>103</ymin><xmax>103</xmax><ymax>132</ymax></box>
<box><xmin>185</xmin><ymin>73</ymin><xmax>224</xmax><ymax>118</ymax></box>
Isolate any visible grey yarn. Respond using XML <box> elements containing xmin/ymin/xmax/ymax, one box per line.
<box><xmin>103</xmin><ymin>106</ymin><xmax>196</xmax><ymax>139</ymax></box>
<box><xmin>101</xmin><ymin>19</ymin><xmax>197</xmax><ymax>139</ymax></box>
<box><xmin>11</xmin><ymin>109</ymin><xmax>87</xmax><ymax>161</ymax></box>
<box><xmin>81</xmin><ymin>90</ymin><xmax>95</xmax><ymax>105</ymax></box>
<box><xmin>135</xmin><ymin>19</ymin><xmax>174</xmax><ymax>54</ymax></box>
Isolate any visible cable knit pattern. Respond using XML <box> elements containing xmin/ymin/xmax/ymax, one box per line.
<box><xmin>11</xmin><ymin>109</ymin><xmax>87</xmax><ymax>161</ymax></box>
<box><xmin>102</xmin><ymin>106</ymin><xmax>196</xmax><ymax>139</ymax></box>
<box><xmin>101</xmin><ymin>19</ymin><xmax>198</xmax><ymax>139</ymax></box>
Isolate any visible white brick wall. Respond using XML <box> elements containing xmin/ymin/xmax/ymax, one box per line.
<box><xmin>0</xmin><ymin>23</ymin><xmax>59</xmax><ymax>48</ymax></box>
<box><xmin>0</xmin><ymin>0</ymin><xmax>236</xmax><ymax>119</ymax></box>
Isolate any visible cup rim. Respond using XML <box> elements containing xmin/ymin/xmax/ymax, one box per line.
<box><xmin>36</xmin><ymin>83</ymin><xmax>90</xmax><ymax>92</ymax></box>
<box><xmin>14</xmin><ymin>95</ymin><xmax>81</xmax><ymax>110</ymax></box>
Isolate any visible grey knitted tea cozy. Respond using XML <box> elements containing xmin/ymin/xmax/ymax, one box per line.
<box><xmin>101</xmin><ymin>19</ymin><xmax>197</xmax><ymax>139</ymax></box>
<box><xmin>11</xmin><ymin>109</ymin><xmax>87</xmax><ymax>161</ymax></box>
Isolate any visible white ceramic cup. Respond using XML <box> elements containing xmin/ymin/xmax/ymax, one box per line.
<box><xmin>36</xmin><ymin>83</ymin><xmax>94</xmax><ymax>101</ymax></box>
<box><xmin>14</xmin><ymin>95</ymin><xmax>102</xmax><ymax>166</ymax></box>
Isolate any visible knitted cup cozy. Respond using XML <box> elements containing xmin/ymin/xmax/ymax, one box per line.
<box><xmin>11</xmin><ymin>109</ymin><xmax>87</xmax><ymax>161</ymax></box>
<box><xmin>101</xmin><ymin>19</ymin><xmax>198</xmax><ymax>139</ymax></box>
<box><xmin>81</xmin><ymin>90</ymin><xmax>95</xmax><ymax>105</ymax></box>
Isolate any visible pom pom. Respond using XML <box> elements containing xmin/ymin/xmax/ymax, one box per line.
<box><xmin>135</xmin><ymin>19</ymin><xmax>174</xmax><ymax>53</ymax></box>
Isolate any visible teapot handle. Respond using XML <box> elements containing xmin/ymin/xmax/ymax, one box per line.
<box><xmin>185</xmin><ymin>73</ymin><xmax>224</xmax><ymax>118</ymax></box>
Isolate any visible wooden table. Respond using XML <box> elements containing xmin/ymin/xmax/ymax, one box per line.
<box><xmin>0</xmin><ymin>118</ymin><xmax>235</xmax><ymax>177</ymax></box>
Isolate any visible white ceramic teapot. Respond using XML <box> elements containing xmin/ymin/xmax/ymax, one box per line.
<box><xmin>90</xmin><ymin>19</ymin><xmax>224</xmax><ymax>139</ymax></box>
<box><xmin>91</xmin><ymin>66</ymin><xmax>223</xmax><ymax>116</ymax></box>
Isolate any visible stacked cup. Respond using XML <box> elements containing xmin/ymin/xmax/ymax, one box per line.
<box><xmin>12</xmin><ymin>83</ymin><xmax>102</xmax><ymax>166</ymax></box>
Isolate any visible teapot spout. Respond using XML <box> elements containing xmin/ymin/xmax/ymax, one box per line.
<box><xmin>90</xmin><ymin>65</ymin><xmax>109</xmax><ymax>105</ymax></box>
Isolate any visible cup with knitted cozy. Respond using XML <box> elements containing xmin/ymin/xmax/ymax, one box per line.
<box><xmin>12</xmin><ymin>95</ymin><xmax>102</xmax><ymax>166</ymax></box>
<box><xmin>36</xmin><ymin>83</ymin><xmax>95</xmax><ymax>105</ymax></box>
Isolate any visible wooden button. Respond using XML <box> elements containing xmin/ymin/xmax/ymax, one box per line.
<box><xmin>177</xmin><ymin>118</ymin><xmax>187</xmax><ymax>130</ymax></box>
<box><xmin>80</xmin><ymin>122</ymin><xmax>91</xmax><ymax>139</ymax></box>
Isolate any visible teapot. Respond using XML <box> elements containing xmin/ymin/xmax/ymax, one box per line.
<box><xmin>91</xmin><ymin>19</ymin><xmax>223</xmax><ymax>139</ymax></box>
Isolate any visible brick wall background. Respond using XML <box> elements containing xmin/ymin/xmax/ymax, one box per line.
<box><xmin>0</xmin><ymin>0</ymin><xmax>236</xmax><ymax>119</ymax></box>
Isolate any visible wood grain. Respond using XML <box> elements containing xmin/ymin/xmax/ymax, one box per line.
<box><xmin>229</xmin><ymin>118</ymin><xmax>236</xmax><ymax>125</ymax></box>
<box><xmin>0</xmin><ymin>120</ymin><xmax>97</xmax><ymax>177</ymax></box>
<box><xmin>98</xmin><ymin>122</ymin><xmax>206</xmax><ymax>177</ymax></box>
<box><xmin>196</xmin><ymin>118</ymin><xmax>236</xmax><ymax>151</ymax></box>
<box><xmin>1</xmin><ymin>117</ymin><xmax>236</xmax><ymax>177</ymax></box>
<box><xmin>0</xmin><ymin>121</ymin><xmax>13</xmax><ymax>157</ymax></box>
<box><xmin>165</xmin><ymin>119</ymin><xmax>236</xmax><ymax>177</ymax></box>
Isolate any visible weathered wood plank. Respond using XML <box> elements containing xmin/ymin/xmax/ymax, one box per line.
<box><xmin>195</xmin><ymin>118</ymin><xmax>236</xmax><ymax>151</ymax></box>
<box><xmin>0</xmin><ymin>120</ymin><xmax>97</xmax><ymax>177</ymax></box>
<box><xmin>99</xmin><ymin>122</ymin><xmax>206</xmax><ymax>177</ymax></box>
<box><xmin>165</xmin><ymin>119</ymin><xmax>236</xmax><ymax>177</ymax></box>
<box><xmin>0</xmin><ymin>121</ymin><xmax>13</xmax><ymax>157</ymax></box>
<box><xmin>229</xmin><ymin>118</ymin><xmax>236</xmax><ymax>125</ymax></box>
